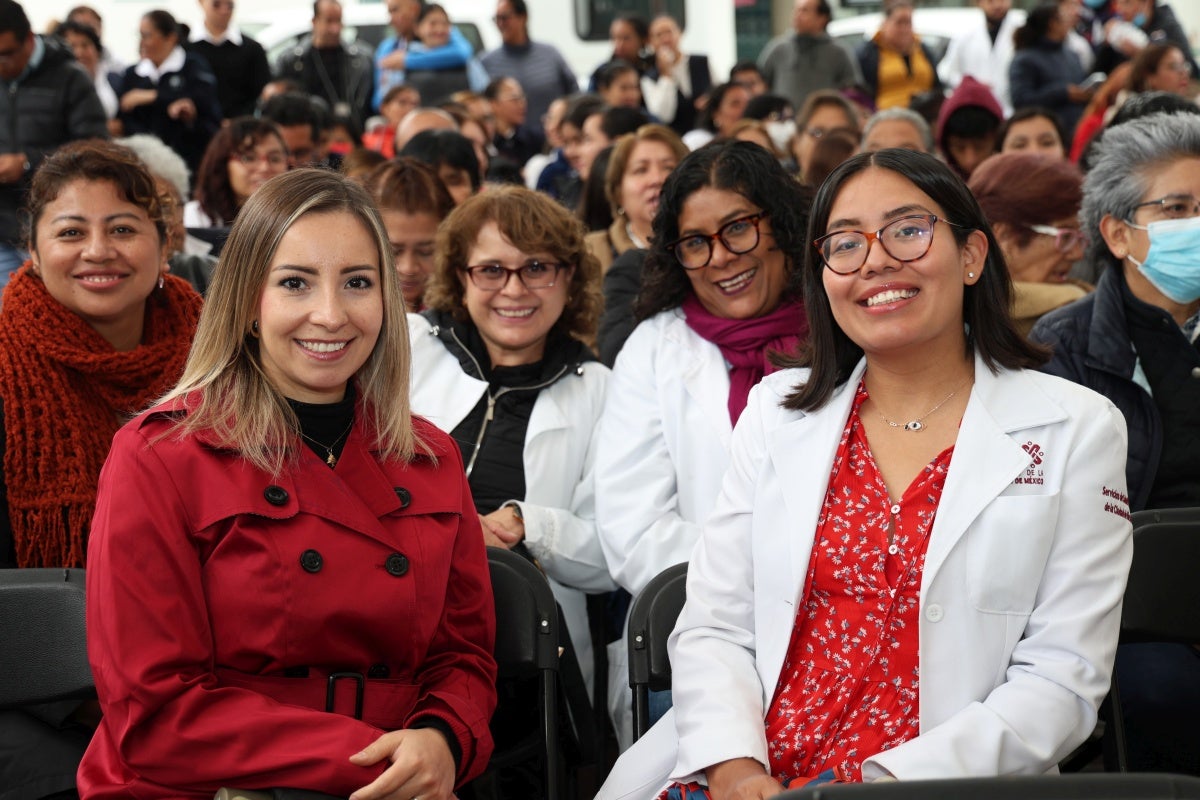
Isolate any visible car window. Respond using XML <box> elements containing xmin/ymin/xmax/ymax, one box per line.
<box><xmin>575</xmin><ymin>0</ymin><xmax>687</xmax><ymax>41</ymax></box>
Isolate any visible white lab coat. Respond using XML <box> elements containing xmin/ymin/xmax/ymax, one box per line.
<box><xmin>594</xmin><ymin>310</ymin><xmax>735</xmax><ymax>747</ymax></box>
<box><xmin>598</xmin><ymin>356</ymin><xmax>1132</xmax><ymax>799</ymax></box>
<box><xmin>938</xmin><ymin>8</ymin><xmax>1026</xmax><ymax>115</ymax></box>
<box><xmin>406</xmin><ymin>314</ymin><xmax>616</xmax><ymax>693</ymax></box>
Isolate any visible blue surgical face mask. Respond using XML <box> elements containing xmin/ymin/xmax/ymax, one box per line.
<box><xmin>1132</xmin><ymin>12</ymin><xmax>1147</xmax><ymax>27</ymax></box>
<box><xmin>1125</xmin><ymin>216</ymin><xmax>1200</xmax><ymax>304</ymax></box>
<box><xmin>1083</xmin><ymin>0</ymin><xmax>1106</xmax><ymax>7</ymax></box>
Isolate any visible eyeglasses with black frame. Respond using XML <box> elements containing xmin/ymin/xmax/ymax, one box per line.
<box><xmin>461</xmin><ymin>261</ymin><xmax>567</xmax><ymax>291</ymax></box>
<box><xmin>814</xmin><ymin>214</ymin><xmax>967</xmax><ymax>275</ymax></box>
<box><xmin>1131</xmin><ymin>194</ymin><xmax>1200</xmax><ymax>221</ymax></box>
<box><xmin>668</xmin><ymin>213</ymin><xmax>769</xmax><ymax>270</ymax></box>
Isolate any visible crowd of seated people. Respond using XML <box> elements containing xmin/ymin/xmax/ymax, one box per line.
<box><xmin>3</xmin><ymin>0</ymin><xmax>1200</xmax><ymax>797</ymax></box>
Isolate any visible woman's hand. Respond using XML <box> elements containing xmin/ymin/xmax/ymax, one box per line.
<box><xmin>1066</xmin><ymin>84</ymin><xmax>1094</xmax><ymax>104</ymax></box>
<box><xmin>167</xmin><ymin>97</ymin><xmax>197</xmax><ymax>124</ymax></box>
<box><xmin>655</xmin><ymin>46</ymin><xmax>680</xmax><ymax>74</ymax></box>
<box><xmin>380</xmin><ymin>50</ymin><xmax>408</xmax><ymax>71</ymax></box>
<box><xmin>707</xmin><ymin>757</ymin><xmax>785</xmax><ymax>800</ymax></box>
<box><xmin>120</xmin><ymin>88</ymin><xmax>157</xmax><ymax>112</ymax></box>
<box><xmin>0</xmin><ymin>154</ymin><xmax>25</xmax><ymax>183</ymax></box>
<box><xmin>480</xmin><ymin>505</ymin><xmax>525</xmax><ymax>549</ymax></box>
<box><xmin>348</xmin><ymin>727</ymin><xmax>456</xmax><ymax>800</ymax></box>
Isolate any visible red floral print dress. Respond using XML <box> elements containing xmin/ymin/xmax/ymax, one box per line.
<box><xmin>765</xmin><ymin>381</ymin><xmax>953</xmax><ymax>783</ymax></box>
<box><xmin>657</xmin><ymin>383</ymin><xmax>954</xmax><ymax>799</ymax></box>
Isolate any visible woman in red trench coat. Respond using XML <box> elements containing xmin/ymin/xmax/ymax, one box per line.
<box><xmin>78</xmin><ymin>168</ymin><xmax>497</xmax><ymax>800</ymax></box>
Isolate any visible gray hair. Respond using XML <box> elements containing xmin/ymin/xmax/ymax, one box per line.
<box><xmin>1081</xmin><ymin>112</ymin><xmax>1200</xmax><ymax>268</ymax></box>
<box><xmin>860</xmin><ymin>107</ymin><xmax>934</xmax><ymax>153</ymax></box>
<box><xmin>116</xmin><ymin>134</ymin><xmax>190</xmax><ymax>199</ymax></box>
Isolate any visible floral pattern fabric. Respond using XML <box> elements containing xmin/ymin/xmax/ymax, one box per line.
<box><xmin>766</xmin><ymin>381</ymin><xmax>953</xmax><ymax>783</ymax></box>
<box><xmin>654</xmin><ymin>381</ymin><xmax>954</xmax><ymax>799</ymax></box>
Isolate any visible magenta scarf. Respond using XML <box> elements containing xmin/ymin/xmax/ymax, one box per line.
<box><xmin>682</xmin><ymin>294</ymin><xmax>808</xmax><ymax>425</ymax></box>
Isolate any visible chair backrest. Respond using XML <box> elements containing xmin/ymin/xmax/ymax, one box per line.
<box><xmin>627</xmin><ymin>561</ymin><xmax>687</xmax><ymax>740</ymax></box>
<box><xmin>781</xmin><ymin>774</ymin><xmax>1200</xmax><ymax>800</ymax></box>
<box><xmin>487</xmin><ymin>547</ymin><xmax>559</xmax><ymax>679</ymax></box>
<box><xmin>1131</xmin><ymin>506</ymin><xmax>1200</xmax><ymax>528</ymax></box>
<box><xmin>485</xmin><ymin>546</ymin><xmax>561</xmax><ymax>797</ymax></box>
<box><xmin>1122</xmin><ymin>520</ymin><xmax>1200</xmax><ymax>643</ymax></box>
<box><xmin>0</xmin><ymin>568</ymin><xmax>93</xmax><ymax>708</ymax></box>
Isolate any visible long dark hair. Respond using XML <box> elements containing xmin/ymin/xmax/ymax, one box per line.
<box><xmin>782</xmin><ymin>149</ymin><xmax>1048</xmax><ymax>412</ymax></box>
<box><xmin>634</xmin><ymin>140</ymin><xmax>813</xmax><ymax>322</ymax></box>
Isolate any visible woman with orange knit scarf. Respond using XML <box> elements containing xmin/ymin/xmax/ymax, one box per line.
<box><xmin>0</xmin><ymin>140</ymin><xmax>201</xmax><ymax>570</ymax></box>
<box><xmin>0</xmin><ymin>140</ymin><xmax>200</xmax><ymax>800</ymax></box>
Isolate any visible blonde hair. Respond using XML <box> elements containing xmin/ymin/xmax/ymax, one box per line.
<box><xmin>160</xmin><ymin>169</ymin><xmax>420</xmax><ymax>474</ymax></box>
<box><xmin>424</xmin><ymin>185</ymin><xmax>602</xmax><ymax>341</ymax></box>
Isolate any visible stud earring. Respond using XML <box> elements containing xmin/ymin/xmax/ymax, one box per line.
<box><xmin>251</xmin><ymin>320</ymin><xmax>260</xmax><ymax>336</ymax></box>
<box><xmin>967</xmin><ymin>272</ymin><xmax>975</xmax><ymax>279</ymax></box>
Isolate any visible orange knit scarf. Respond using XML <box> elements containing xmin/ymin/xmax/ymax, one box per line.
<box><xmin>0</xmin><ymin>264</ymin><xmax>202</xmax><ymax>567</ymax></box>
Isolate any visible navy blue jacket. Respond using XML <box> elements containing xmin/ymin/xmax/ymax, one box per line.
<box><xmin>1029</xmin><ymin>268</ymin><xmax>1161</xmax><ymax>510</ymax></box>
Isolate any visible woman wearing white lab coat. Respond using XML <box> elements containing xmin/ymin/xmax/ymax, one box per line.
<box><xmin>595</xmin><ymin>141</ymin><xmax>812</xmax><ymax>747</ymax></box>
<box><xmin>407</xmin><ymin>311</ymin><xmax>613</xmax><ymax>683</ymax></box>
<box><xmin>598</xmin><ymin>148</ymin><xmax>1131</xmax><ymax>800</ymax></box>
<box><xmin>407</xmin><ymin>186</ymin><xmax>616</xmax><ymax>695</ymax></box>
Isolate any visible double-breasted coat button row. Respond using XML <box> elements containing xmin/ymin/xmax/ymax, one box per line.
<box><xmin>298</xmin><ymin>549</ymin><xmax>410</xmax><ymax>577</ymax></box>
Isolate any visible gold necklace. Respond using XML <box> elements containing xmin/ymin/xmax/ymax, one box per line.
<box><xmin>299</xmin><ymin>419</ymin><xmax>354</xmax><ymax>467</ymax></box>
<box><xmin>877</xmin><ymin>378</ymin><xmax>971</xmax><ymax>432</ymax></box>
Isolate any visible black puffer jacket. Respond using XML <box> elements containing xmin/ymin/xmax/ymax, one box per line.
<box><xmin>1029</xmin><ymin>267</ymin><xmax>1162</xmax><ymax>510</ymax></box>
<box><xmin>0</xmin><ymin>35</ymin><xmax>108</xmax><ymax>245</ymax></box>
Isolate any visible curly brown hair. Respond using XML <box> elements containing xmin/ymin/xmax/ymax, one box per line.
<box><xmin>193</xmin><ymin>116</ymin><xmax>286</xmax><ymax>225</ymax></box>
<box><xmin>425</xmin><ymin>185</ymin><xmax>602</xmax><ymax>341</ymax></box>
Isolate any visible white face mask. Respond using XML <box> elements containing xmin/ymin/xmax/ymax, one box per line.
<box><xmin>766</xmin><ymin>119</ymin><xmax>796</xmax><ymax>154</ymax></box>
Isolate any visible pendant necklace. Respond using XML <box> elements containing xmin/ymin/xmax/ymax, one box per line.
<box><xmin>877</xmin><ymin>378</ymin><xmax>971</xmax><ymax>432</ymax></box>
<box><xmin>300</xmin><ymin>419</ymin><xmax>355</xmax><ymax>467</ymax></box>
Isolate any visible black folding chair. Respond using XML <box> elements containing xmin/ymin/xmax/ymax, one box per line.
<box><xmin>783</xmin><ymin>774</ymin><xmax>1200</xmax><ymax>800</ymax></box>
<box><xmin>0</xmin><ymin>568</ymin><xmax>93</xmax><ymax>709</ymax></box>
<box><xmin>486</xmin><ymin>547</ymin><xmax>561</xmax><ymax>798</ymax></box>
<box><xmin>1062</xmin><ymin>512</ymin><xmax>1200</xmax><ymax>773</ymax></box>
<box><xmin>627</xmin><ymin>562</ymin><xmax>687</xmax><ymax>742</ymax></box>
<box><xmin>1107</xmin><ymin>519</ymin><xmax>1200</xmax><ymax>767</ymax></box>
<box><xmin>1131</xmin><ymin>506</ymin><xmax>1200</xmax><ymax>528</ymax></box>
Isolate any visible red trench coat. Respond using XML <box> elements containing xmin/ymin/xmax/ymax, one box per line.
<box><xmin>78</xmin><ymin>405</ymin><xmax>497</xmax><ymax>799</ymax></box>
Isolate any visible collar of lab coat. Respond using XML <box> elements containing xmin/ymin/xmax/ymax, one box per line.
<box><xmin>766</xmin><ymin>352</ymin><xmax>1067</xmax><ymax>602</ymax></box>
